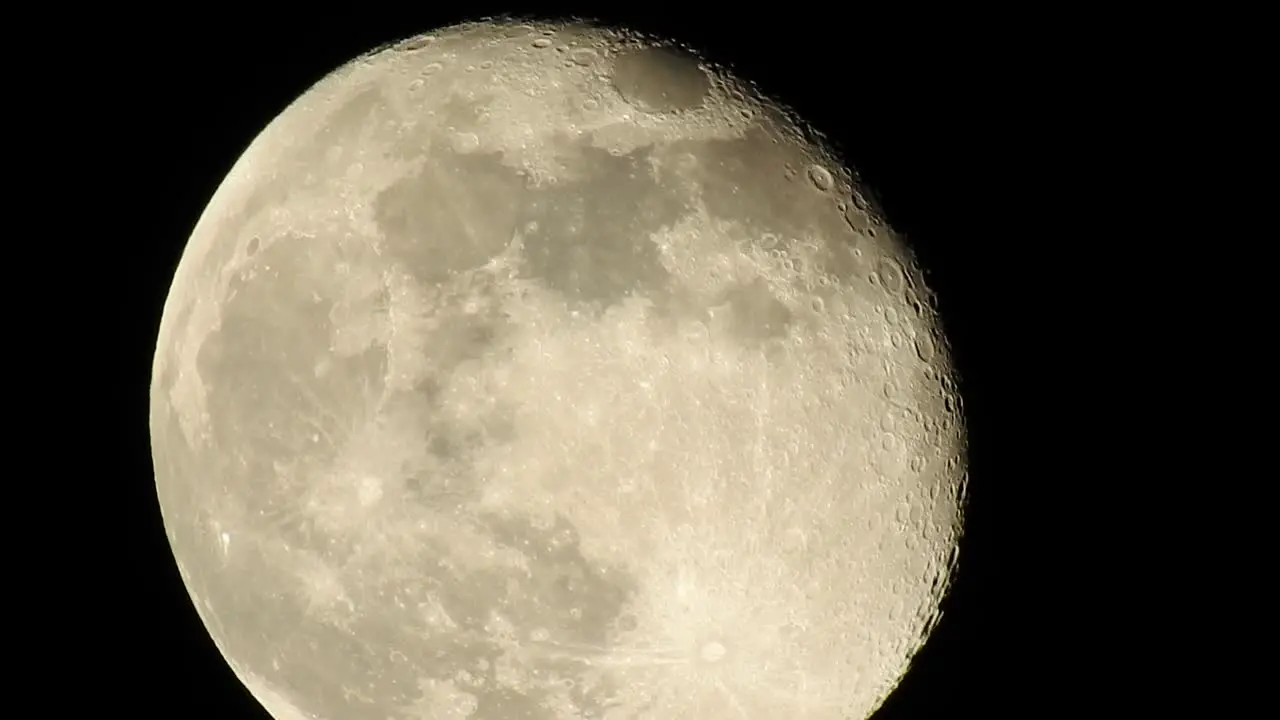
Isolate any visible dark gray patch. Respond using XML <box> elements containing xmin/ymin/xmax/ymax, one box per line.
<box><xmin>639</xmin><ymin>281</ymin><xmax>718</xmax><ymax>336</ymax></box>
<box><xmin>611</xmin><ymin>45</ymin><xmax>711</xmax><ymax>112</ymax></box>
<box><xmin>517</xmin><ymin>142</ymin><xmax>683</xmax><ymax>309</ymax></box>
<box><xmin>195</xmin><ymin>234</ymin><xmax>387</xmax><ymax>526</ymax></box>
<box><xmin>435</xmin><ymin>565</ymin><xmax>511</xmax><ymax>631</ymax></box>
<box><xmin>713</xmin><ymin>278</ymin><xmax>795</xmax><ymax>345</ymax></box>
<box><xmin>400</xmin><ymin>449</ymin><xmax>472</xmax><ymax>508</ymax></box>
<box><xmin>379</xmin><ymin>110</ymin><xmax>685</xmax><ymax>310</ymax></box>
<box><xmin>427</xmin><ymin>431</ymin><xmax>466</xmax><ymax>461</ymax></box>
<box><xmin>474</xmin><ymin>687</ymin><xmax>556</xmax><ymax>720</ymax></box>
<box><xmin>373</xmin><ymin>147</ymin><xmax>526</xmax><ymax>286</ymax></box>
<box><xmin>679</xmin><ymin>130</ymin><xmax>814</xmax><ymax>243</ymax></box>
<box><xmin>439</xmin><ymin>314</ymin><xmax>502</xmax><ymax>370</ymax></box>
<box><xmin>314</xmin><ymin>87</ymin><xmax>385</xmax><ymax>147</ymax></box>
<box><xmin>426</xmin><ymin>281</ymin><xmax>513</xmax><ymax>369</ymax></box>
<box><xmin>675</xmin><ymin>129</ymin><xmax>859</xmax><ymax>277</ymax></box>
<box><xmin>482</xmin><ymin>513</ymin><xmax>637</xmax><ymax>649</ymax></box>
<box><xmin>295</xmin><ymin>86</ymin><xmax>387</xmax><ymax>178</ymax></box>
<box><xmin>406</xmin><ymin>419</ymin><xmax>490</xmax><ymax>503</ymax></box>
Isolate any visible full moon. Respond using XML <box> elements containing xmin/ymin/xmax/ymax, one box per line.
<box><xmin>150</xmin><ymin>18</ymin><xmax>967</xmax><ymax>720</ymax></box>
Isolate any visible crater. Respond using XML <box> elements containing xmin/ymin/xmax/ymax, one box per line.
<box><xmin>699</xmin><ymin>640</ymin><xmax>727</xmax><ymax>662</ymax></box>
<box><xmin>610</xmin><ymin>45</ymin><xmax>711</xmax><ymax>112</ymax></box>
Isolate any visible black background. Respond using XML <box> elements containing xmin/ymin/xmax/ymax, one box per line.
<box><xmin>109</xmin><ymin>4</ymin><xmax>1079</xmax><ymax>717</ymax></box>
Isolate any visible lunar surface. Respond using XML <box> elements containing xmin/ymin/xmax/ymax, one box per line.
<box><xmin>149</xmin><ymin>18</ymin><xmax>967</xmax><ymax>720</ymax></box>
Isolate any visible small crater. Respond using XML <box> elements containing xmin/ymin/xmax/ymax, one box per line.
<box><xmin>357</xmin><ymin>476</ymin><xmax>383</xmax><ymax>507</ymax></box>
<box><xmin>808</xmin><ymin>164</ymin><xmax>834</xmax><ymax>191</ymax></box>
<box><xmin>915</xmin><ymin>333</ymin><xmax>937</xmax><ymax>362</ymax></box>
<box><xmin>532</xmin><ymin>37</ymin><xmax>553</xmax><ymax>49</ymax></box>
<box><xmin>570</xmin><ymin>47</ymin><xmax>599</xmax><ymax>66</ymax></box>
<box><xmin>423</xmin><ymin>62</ymin><xmax>444</xmax><ymax>75</ymax></box>
<box><xmin>611</xmin><ymin>45</ymin><xmax>711</xmax><ymax>112</ymax></box>
<box><xmin>878</xmin><ymin>257</ymin><xmax>905</xmax><ymax>293</ymax></box>
<box><xmin>699</xmin><ymin>640</ymin><xmax>727</xmax><ymax>662</ymax></box>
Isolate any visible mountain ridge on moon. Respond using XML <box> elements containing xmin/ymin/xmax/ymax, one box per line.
<box><xmin>150</xmin><ymin>17</ymin><xmax>967</xmax><ymax>720</ymax></box>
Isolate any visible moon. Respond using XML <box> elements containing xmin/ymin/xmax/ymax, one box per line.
<box><xmin>150</xmin><ymin>18</ymin><xmax>967</xmax><ymax>720</ymax></box>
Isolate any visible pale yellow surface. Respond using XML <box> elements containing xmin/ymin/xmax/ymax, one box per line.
<box><xmin>150</xmin><ymin>19</ymin><xmax>967</xmax><ymax>720</ymax></box>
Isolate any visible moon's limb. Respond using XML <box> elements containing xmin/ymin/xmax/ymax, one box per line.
<box><xmin>150</xmin><ymin>18</ymin><xmax>966</xmax><ymax>720</ymax></box>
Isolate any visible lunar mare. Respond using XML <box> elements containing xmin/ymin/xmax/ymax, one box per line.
<box><xmin>150</xmin><ymin>18</ymin><xmax>967</xmax><ymax>720</ymax></box>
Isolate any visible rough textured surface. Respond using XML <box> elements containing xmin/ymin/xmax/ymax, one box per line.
<box><xmin>150</xmin><ymin>19</ymin><xmax>967</xmax><ymax>720</ymax></box>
